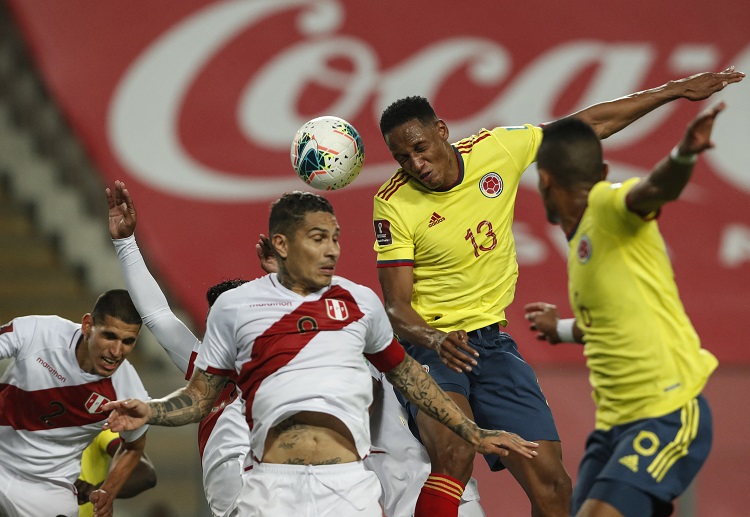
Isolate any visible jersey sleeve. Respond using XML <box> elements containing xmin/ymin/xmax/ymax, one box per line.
<box><xmin>193</xmin><ymin>293</ymin><xmax>238</xmax><ymax>376</ymax></box>
<box><xmin>361</xmin><ymin>288</ymin><xmax>406</xmax><ymax>372</ymax></box>
<box><xmin>589</xmin><ymin>178</ymin><xmax>650</xmax><ymax>234</ymax></box>
<box><xmin>488</xmin><ymin>124</ymin><xmax>543</xmax><ymax>171</ymax></box>
<box><xmin>373</xmin><ymin>191</ymin><xmax>414</xmax><ymax>267</ymax></box>
<box><xmin>113</xmin><ymin>235</ymin><xmax>196</xmax><ymax>374</ymax></box>
<box><xmin>0</xmin><ymin>317</ymin><xmax>31</xmax><ymax>359</ymax></box>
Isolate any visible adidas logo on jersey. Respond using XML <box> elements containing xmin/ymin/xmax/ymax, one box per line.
<box><xmin>428</xmin><ymin>212</ymin><xmax>445</xmax><ymax>227</ymax></box>
<box><xmin>618</xmin><ymin>454</ymin><xmax>639</xmax><ymax>473</ymax></box>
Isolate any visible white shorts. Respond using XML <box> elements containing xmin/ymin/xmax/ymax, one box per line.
<box><xmin>204</xmin><ymin>456</ymin><xmax>244</xmax><ymax>517</ymax></box>
<box><xmin>231</xmin><ymin>461</ymin><xmax>382</xmax><ymax>517</ymax></box>
<box><xmin>0</xmin><ymin>463</ymin><xmax>78</xmax><ymax>517</ymax></box>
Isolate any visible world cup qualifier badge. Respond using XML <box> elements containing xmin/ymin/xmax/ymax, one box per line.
<box><xmin>577</xmin><ymin>235</ymin><xmax>592</xmax><ymax>263</ymax></box>
<box><xmin>479</xmin><ymin>173</ymin><xmax>503</xmax><ymax>198</ymax></box>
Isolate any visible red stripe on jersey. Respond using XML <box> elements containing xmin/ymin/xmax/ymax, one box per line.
<box><xmin>0</xmin><ymin>322</ymin><xmax>13</xmax><ymax>335</ymax></box>
<box><xmin>455</xmin><ymin>130</ymin><xmax>491</xmax><ymax>154</ymax></box>
<box><xmin>236</xmin><ymin>285</ymin><xmax>365</xmax><ymax>430</ymax></box>
<box><xmin>185</xmin><ymin>350</ymin><xmax>198</xmax><ymax>381</ymax></box>
<box><xmin>196</xmin><ymin>379</ymin><xmax>240</xmax><ymax>458</ymax></box>
<box><xmin>377</xmin><ymin>172</ymin><xmax>410</xmax><ymax>201</ymax></box>
<box><xmin>0</xmin><ymin>379</ymin><xmax>117</xmax><ymax>430</ymax></box>
<box><xmin>105</xmin><ymin>436</ymin><xmax>122</xmax><ymax>456</ymax></box>
<box><xmin>365</xmin><ymin>339</ymin><xmax>405</xmax><ymax>373</ymax></box>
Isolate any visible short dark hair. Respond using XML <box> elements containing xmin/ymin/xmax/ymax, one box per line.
<box><xmin>268</xmin><ymin>191</ymin><xmax>335</xmax><ymax>237</ymax></box>
<box><xmin>379</xmin><ymin>96</ymin><xmax>438</xmax><ymax>136</ymax></box>
<box><xmin>206</xmin><ymin>278</ymin><xmax>248</xmax><ymax>308</ymax></box>
<box><xmin>537</xmin><ymin>117</ymin><xmax>604</xmax><ymax>187</ymax></box>
<box><xmin>91</xmin><ymin>289</ymin><xmax>142</xmax><ymax>326</ymax></box>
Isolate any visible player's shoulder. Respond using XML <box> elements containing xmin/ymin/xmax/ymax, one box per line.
<box><xmin>374</xmin><ymin>169</ymin><xmax>416</xmax><ymax>204</ymax></box>
<box><xmin>330</xmin><ymin>276</ymin><xmax>380</xmax><ymax>302</ymax></box>
<box><xmin>4</xmin><ymin>315</ymin><xmax>78</xmax><ymax>343</ymax></box>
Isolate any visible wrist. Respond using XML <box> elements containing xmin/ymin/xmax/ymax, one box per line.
<box><xmin>556</xmin><ymin>318</ymin><xmax>576</xmax><ymax>342</ymax></box>
<box><xmin>669</xmin><ymin>145</ymin><xmax>697</xmax><ymax>165</ymax></box>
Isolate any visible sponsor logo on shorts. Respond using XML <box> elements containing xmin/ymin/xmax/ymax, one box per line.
<box><xmin>479</xmin><ymin>172</ymin><xmax>503</xmax><ymax>198</ymax></box>
<box><xmin>374</xmin><ymin>219</ymin><xmax>392</xmax><ymax>246</ymax></box>
<box><xmin>618</xmin><ymin>454</ymin><xmax>639</xmax><ymax>473</ymax></box>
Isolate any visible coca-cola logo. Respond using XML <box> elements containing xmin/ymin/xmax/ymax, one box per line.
<box><xmin>108</xmin><ymin>0</ymin><xmax>750</xmax><ymax>201</ymax></box>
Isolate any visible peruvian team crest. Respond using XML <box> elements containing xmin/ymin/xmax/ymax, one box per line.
<box><xmin>577</xmin><ymin>235</ymin><xmax>592</xmax><ymax>263</ymax></box>
<box><xmin>479</xmin><ymin>172</ymin><xmax>503</xmax><ymax>198</ymax></box>
<box><xmin>85</xmin><ymin>392</ymin><xmax>111</xmax><ymax>414</ymax></box>
<box><xmin>326</xmin><ymin>299</ymin><xmax>349</xmax><ymax>321</ymax></box>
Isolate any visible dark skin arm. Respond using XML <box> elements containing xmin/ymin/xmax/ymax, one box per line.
<box><xmin>626</xmin><ymin>101</ymin><xmax>725</xmax><ymax>215</ymax></box>
<box><xmin>75</xmin><ymin>441</ymin><xmax>156</xmax><ymax>504</ymax></box>
<box><xmin>378</xmin><ymin>266</ymin><xmax>478</xmax><ymax>373</ymax></box>
<box><xmin>570</xmin><ymin>67</ymin><xmax>743</xmax><ymax>139</ymax></box>
<box><xmin>524</xmin><ymin>303</ymin><xmax>584</xmax><ymax>345</ymax></box>
<box><xmin>88</xmin><ymin>433</ymin><xmax>148</xmax><ymax>517</ymax></box>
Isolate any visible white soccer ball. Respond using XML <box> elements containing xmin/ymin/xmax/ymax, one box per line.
<box><xmin>290</xmin><ymin>116</ymin><xmax>365</xmax><ymax>190</ymax></box>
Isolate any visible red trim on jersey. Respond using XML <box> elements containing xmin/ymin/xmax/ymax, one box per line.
<box><xmin>185</xmin><ymin>350</ymin><xmax>198</xmax><ymax>381</ymax></box>
<box><xmin>365</xmin><ymin>339</ymin><xmax>405</xmax><ymax>373</ymax></box>
<box><xmin>376</xmin><ymin>259</ymin><xmax>414</xmax><ymax>268</ymax></box>
<box><xmin>376</xmin><ymin>172</ymin><xmax>410</xmax><ymax>201</ymax></box>
<box><xmin>455</xmin><ymin>129</ymin><xmax>491</xmax><ymax>153</ymax></box>
<box><xmin>0</xmin><ymin>379</ymin><xmax>118</xmax><ymax>430</ymax></box>
<box><xmin>0</xmin><ymin>322</ymin><xmax>13</xmax><ymax>335</ymax></box>
<box><xmin>105</xmin><ymin>436</ymin><xmax>122</xmax><ymax>456</ymax></box>
<box><xmin>236</xmin><ymin>285</ymin><xmax>365</xmax><ymax>430</ymax></box>
<box><xmin>203</xmin><ymin>365</ymin><xmax>235</xmax><ymax>377</ymax></box>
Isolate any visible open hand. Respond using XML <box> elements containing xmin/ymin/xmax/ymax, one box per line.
<box><xmin>474</xmin><ymin>428</ymin><xmax>539</xmax><ymax>458</ymax></box>
<box><xmin>433</xmin><ymin>330</ymin><xmax>478</xmax><ymax>373</ymax></box>
<box><xmin>106</xmin><ymin>180</ymin><xmax>137</xmax><ymax>239</ymax></box>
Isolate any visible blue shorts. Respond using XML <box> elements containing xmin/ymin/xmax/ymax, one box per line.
<box><xmin>571</xmin><ymin>395</ymin><xmax>712</xmax><ymax>517</ymax></box>
<box><xmin>397</xmin><ymin>324</ymin><xmax>560</xmax><ymax>471</ymax></box>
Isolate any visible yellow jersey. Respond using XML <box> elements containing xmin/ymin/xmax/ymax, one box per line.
<box><xmin>568</xmin><ymin>178</ymin><xmax>718</xmax><ymax>430</ymax></box>
<box><xmin>78</xmin><ymin>430</ymin><xmax>120</xmax><ymax>517</ymax></box>
<box><xmin>373</xmin><ymin>125</ymin><xmax>542</xmax><ymax>332</ymax></box>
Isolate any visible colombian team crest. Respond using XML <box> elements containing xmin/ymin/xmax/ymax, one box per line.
<box><xmin>479</xmin><ymin>173</ymin><xmax>503</xmax><ymax>198</ymax></box>
<box><xmin>577</xmin><ymin>235</ymin><xmax>592</xmax><ymax>263</ymax></box>
<box><xmin>326</xmin><ymin>299</ymin><xmax>349</xmax><ymax>321</ymax></box>
<box><xmin>85</xmin><ymin>392</ymin><xmax>111</xmax><ymax>414</ymax></box>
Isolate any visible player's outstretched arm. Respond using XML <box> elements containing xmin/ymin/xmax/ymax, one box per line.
<box><xmin>385</xmin><ymin>353</ymin><xmax>539</xmax><ymax>458</ymax></box>
<box><xmin>524</xmin><ymin>302</ymin><xmax>583</xmax><ymax>344</ymax></box>
<box><xmin>104</xmin><ymin>369</ymin><xmax>228</xmax><ymax>431</ymax></box>
<box><xmin>568</xmin><ymin>67</ymin><xmax>743</xmax><ymax>139</ymax></box>
<box><xmin>378</xmin><ymin>266</ymin><xmax>479</xmax><ymax>373</ymax></box>
<box><xmin>90</xmin><ymin>433</ymin><xmax>149</xmax><ymax>517</ymax></box>
<box><xmin>626</xmin><ymin>101</ymin><xmax>726</xmax><ymax>215</ymax></box>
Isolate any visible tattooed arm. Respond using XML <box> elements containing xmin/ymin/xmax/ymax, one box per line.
<box><xmin>385</xmin><ymin>354</ymin><xmax>539</xmax><ymax>458</ymax></box>
<box><xmin>103</xmin><ymin>368</ymin><xmax>228</xmax><ymax>431</ymax></box>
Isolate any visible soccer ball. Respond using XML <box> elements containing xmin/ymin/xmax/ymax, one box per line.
<box><xmin>290</xmin><ymin>116</ymin><xmax>365</xmax><ymax>190</ymax></box>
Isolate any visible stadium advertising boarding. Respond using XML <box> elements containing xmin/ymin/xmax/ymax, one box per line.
<box><xmin>8</xmin><ymin>0</ymin><xmax>750</xmax><ymax>363</ymax></box>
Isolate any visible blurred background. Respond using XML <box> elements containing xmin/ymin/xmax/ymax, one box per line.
<box><xmin>0</xmin><ymin>0</ymin><xmax>747</xmax><ymax>515</ymax></box>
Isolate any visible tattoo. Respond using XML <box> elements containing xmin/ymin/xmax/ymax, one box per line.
<box><xmin>282</xmin><ymin>457</ymin><xmax>342</xmax><ymax>465</ymax></box>
<box><xmin>385</xmin><ymin>355</ymin><xmax>478</xmax><ymax>446</ymax></box>
<box><xmin>148</xmin><ymin>369</ymin><xmax>227</xmax><ymax>427</ymax></box>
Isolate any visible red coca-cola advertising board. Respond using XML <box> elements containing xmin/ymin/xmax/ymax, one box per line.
<box><xmin>7</xmin><ymin>0</ymin><xmax>750</xmax><ymax>365</ymax></box>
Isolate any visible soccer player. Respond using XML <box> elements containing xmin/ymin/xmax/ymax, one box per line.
<box><xmin>103</xmin><ymin>191</ymin><xmax>539</xmax><ymax>517</ymax></box>
<box><xmin>523</xmin><ymin>102</ymin><xmax>725</xmax><ymax>517</ymax></box>
<box><xmin>0</xmin><ymin>290</ymin><xmax>149</xmax><ymax>517</ymax></box>
<box><xmin>372</xmin><ymin>68</ymin><xmax>744</xmax><ymax>517</ymax></box>
<box><xmin>107</xmin><ymin>180</ymin><xmax>250</xmax><ymax>517</ymax></box>
<box><xmin>77</xmin><ymin>429</ymin><xmax>157</xmax><ymax>517</ymax></box>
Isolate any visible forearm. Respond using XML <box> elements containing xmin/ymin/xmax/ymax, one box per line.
<box><xmin>385</xmin><ymin>355</ymin><xmax>480</xmax><ymax>447</ymax></box>
<box><xmin>116</xmin><ymin>454</ymin><xmax>156</xmax><ymax>498</ymax></box>
<box><xmin>99</xmin><ymin>448</ymin><xmax>144</xmax><ymax>499</ymax></box>
<box><xmin>571</xmin><ymin>81</ymin><xmax>680</xmax><ymax>139</ymax></box>
<box><xmin>385</xmin><ymin>301</ymin><xmax>445</xmax><ymax>350</ymax></box>
<box><xmin>147</xmin><ymin>386</ymin><xmax>214</xmax><ymax>426</ymax></box>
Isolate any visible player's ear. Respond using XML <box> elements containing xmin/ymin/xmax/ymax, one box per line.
<box><xmin>81</xmin><ymin>313</ymin><xmax>93</xmax><ymax>337</ymax></box>
<box><xmin>601</xmin><ymin>162</ymin><xmax>609</xmax><ymax>181</ymax></box>
<box><xmin>271</xmin><ymin>234</ymin><xmax>288</xmax><ymax>260</ymax></box>
<box><xmin>436</xmin><ymin>119</ymin><xmax>449</xmax><ymax>141</ymax></box>
<box><xmin>537</xmin><ymin>168</ymin><xmax>552</xmax><ymax>189</ymax></box>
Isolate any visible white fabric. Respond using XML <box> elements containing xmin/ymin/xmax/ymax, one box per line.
<box><xmin>365</xmin><ymin>369</ymin><xmax>484</xmax><ymax>517</ymax></box>
<box><xmin>0</xmin><ymin>315</ymin><xmax>148</xmax><ymax>486</ymax></box>
<box><xmin>196</xmin><ymin>274</ymin><xmax>396</xmax><ymax>461</ymax></box>
<box><xmin>233</xmin><ymin>461</ymin><xmax>382</xmax><ymax>517</ymax></box>
<box><xmin>0</xmin><ymin>462</ymin><xmax>79</xmax><ymax>517</ymax></box>
<box><xmin>113</xmin><ymin>235</ymin><xmax>249</xmax><ymax>515</ymax></box>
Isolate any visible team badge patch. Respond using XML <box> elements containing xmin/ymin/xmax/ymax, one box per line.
<box><xmin>326</xmin><ymin>299</ymin><xmax>349</xmax><ymax>321</ymax></box>
<box><xmin>85</xmin><ymin>392</ymin><xmax>111</xmax><ymax>414</ymax></box>
<box><xmin>479</xmin><ymin>172</ymin><xmax>503</xmax><ymax>198</ymax></box>
<box><xmin>577</xmin><ymin>235</ymin><xmax>592</xmax><ymax>263</ymax></box>
<box><xmin>374</xmin><ymin>219</ymin><xmax>392</xmax><ymax>246</ymax></box>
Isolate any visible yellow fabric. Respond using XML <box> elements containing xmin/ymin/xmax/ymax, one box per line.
<box><xmin>373</xmin><ymin>125</ymin><xmax>543</xmax><ymax>332</ymax></box>
<box><xmin>568</xmin><ymin>178</ymin><xmax>718</xmax><ymax>430</ymax></box>
<box><xmin>78</xmin><ymin>430</ymin><xmax>119</xmax><ymax>517</ymax></box>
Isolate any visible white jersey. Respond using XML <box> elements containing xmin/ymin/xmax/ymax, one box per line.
<box><xmin>114</xmin><ymin>235</ymin><xmax>249</xmax><ymax>515</ymax></box>
<box><xmin>195</xmin><ymin>274</ymin><xmax>400</xmax><ymax>460</ymax></box>
<box><xmin>0</xmin><ymin>315</ymin><xmax>148</xmax><ymax>485</ymax></box>
<box><xmin>366</xmin><ymin>368</ymin><xmax>482</xmax><ymax>517</ymax></box>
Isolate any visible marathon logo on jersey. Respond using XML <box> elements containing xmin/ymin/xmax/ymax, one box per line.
<box><xmin>577</xmin><ymin>235</ymin><xmax>592</xmax><ymax>263</ymax></box>
<box><xmin>479</xmin><ymin>172</ymin><xmax>503</xmax><ymax>198</ymax></box>
<box><xmin>85</xmin><ymin>392</ymin><xmax>111</xmax><ymax>414</ymax></box>
<box><xmin>36</xmin><ymin>357</ymin><xmax>67</xmax><ymax>383</ymax></box>
<box><xmin>374</xmin><ymin>219</ymin><xmax>392</xmax><ymax>246</ymax></box>
<box><xmin>326</xmin><ymin>299</ymin><xmax>349</xmax><ymax>321</ymax></box>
